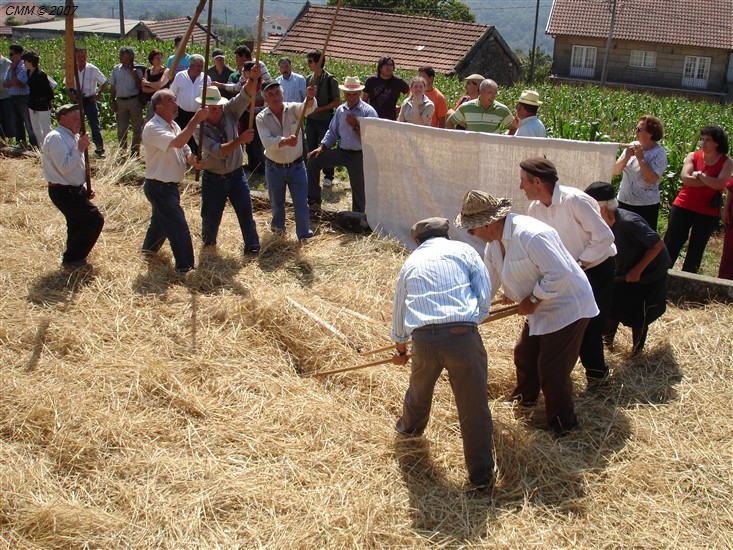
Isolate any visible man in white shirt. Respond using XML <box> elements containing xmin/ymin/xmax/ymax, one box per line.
<box><xmin>43</xmin><ymin>104</ymin><xmax>104</xmax><ymax>269</ymax></box>
<box><xmin>169</xmin><ymin>54</ymin><xmax>211</xmax><ymax>156</ymax></box>
<box><xmin>66</xmin><ymin>47</ymin><xmax>109</xmax><ymax>157</ymax></box>
<box><xmin>508</xmin><ymin>89</ymin><xmax>546</xmax><ymax>138</ymax></box>
<box><xmin>276</xmin><ymin>57</ymin><xmax>306</xmax><ymax>103</ymax></box>
<box><xmin>256</xmin><ymin>80</ymin><xmax>317</xmax><ymax>241</ymax></box>
<box><xmin>455</xmin><ymin>190</ymin><xmax>598</xmax><ymax>434</ymax></box>
<box><xmin>520</xmin><ymin>157</ymin><xmax>616</xmax><ymax>386</ymax></box>
<box><xmin>141</xmin><ymin>90</ymin><xmax>206</xmax><ymax>274</ymax></box>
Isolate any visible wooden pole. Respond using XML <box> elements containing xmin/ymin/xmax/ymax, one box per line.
<box><xmin>287</xmin><ymin>297</ymin><xmax>362</xmax><ymax>352</ymax></box>
<box><xmin>294</xmin><ymin>0</ymin><xmax>342</xmax><ymax>139</ymax></box>
<box><xmin>64</xmin><ymin>0</ymin><xmax>92</xmax><ymax>196</ymax></box>
<box><xmin>168</xmin><ymin>0</ymin><xmax>208</xmax><ymax>76</ymax></box>
<box><xmin>308</xmin><ymin>355</ymin><xmax>400</xmax><ymax>378</ymax></box>
<box><xmin>247</xmin><ymin>0</ymin><xmax>265</xmax><ymax>131</ymax></box>
<box><xmin>194</xmin><ymin>0</ymin><xmax>214</xmax><ymax>182</ymax></box>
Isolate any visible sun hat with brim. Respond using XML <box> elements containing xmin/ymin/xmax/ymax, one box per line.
<box><xmin>195</xmin><ymin>86</ymin><xmax>228</xmax><ymax>106</ymax></box>
<box><xmin>517</xmin><ymin>89</ymin><xmax>542</xmax><ymax>106</ymax></box>
<box><xmin>411</xmin><ymin>217</ymin><xmax>450</xmax><ymax>241</ymax></box>
<box><xmin>56</xmin><ymin>103</ymin><xmax>79</xmax><ymax>118</ymax></box>
<box><xmin>454</xmin><ymin>190</ymin><xmax>512</xmax><ymax>230</ymax></box>
<box><xmin>339</xmin><ymin>76</ymin><xmax>365</xmax><ymax>92</ymax></box>
<box><xmin>464</xmin><ymin>74</ymin><xmax>485</xmax><ymax>84</ymax></box>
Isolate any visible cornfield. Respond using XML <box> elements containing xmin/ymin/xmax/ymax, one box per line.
<box><xmin>2</xmin><ymin>35</ymin><xmax>732</xmax><ymax>206</ymax></box>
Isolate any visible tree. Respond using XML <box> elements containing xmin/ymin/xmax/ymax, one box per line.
<box><xmin>327</xmin><ymin>0</ymin><xmax>475</xmax><ymax>23</ymax></box>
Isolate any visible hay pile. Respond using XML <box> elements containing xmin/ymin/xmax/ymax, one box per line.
<box><xmin>1</xmin><ymin>153</ymin><xmax>731</xmax><ymax>547</ymax></box>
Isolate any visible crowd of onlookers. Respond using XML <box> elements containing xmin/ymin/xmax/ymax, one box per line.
<box><xmin>1</xmin><ymin>39</ymin><xmax>732</xmax><ymax>280</ymax></box>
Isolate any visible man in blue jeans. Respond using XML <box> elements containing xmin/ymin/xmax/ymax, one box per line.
<box><xmin>3</xmin><ymin>44</ymin><xmax>37</xmax><ymax>148</ymax></box>
<box><xmin>195</xmin><ymin>75</ymin><xmax>261</xmax><ymax>255</ymax></box>
<box><xmin>141</xmin><ymin>89</ymin><xmax>206</xmax><ymax>273</ymax></box>
<box><xmin>256</xmin><ymin>79</ymin><xmax>317</xmax><ymax>241</ymax></box>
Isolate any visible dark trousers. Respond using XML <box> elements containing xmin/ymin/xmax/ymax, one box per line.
<box><xmin>142</xmin><ymin>179</ymin><xmax>195</xmax><ymax>273</ymax></box>
<box><xmin>9</xmin><ymin>94</ymin><xmax>38</xmax><ymax>147</ymax></box>
<box><xmin>201</xmin><ymin>168</ymin><xmax>259</xmax><ymax>248</ymax></box>
<box><xmin>176</xmin><ymin>109</ymin><xmax>198</xmax><ymax>157</ymax></box>
<box><xmin>305</xmin><ymin>118</ymin><xmax>334</xmax><ymax>179</ymax></box>
<box><xmin>513</xmin><ymin>317</ymin><xmax>589</xmax><ymax>433</ymax></box>
<box><xmin>0</xmin><ymin>97</ymin><xmax>11</xmax><ymax>140</ymax></box>
<box><xmin>579</xmin><ymin>256</ymin><xmax>615</xmax><ymax>379</ymax></box>
<box><xmin>618</xmin><ymin>201</ymin><xmax>659</xmax><ymax>231</ymax></box>
<box><xmin>664</xmin><ymin>204</ymin><xmax>719</xmax><ymax>274</ymax></box>
<box><xmin>48</xmin><ymin>185</ymin><xmax>104</xmax><ymax>264</ymax></box>
<box><xmin>82</xmin><ymin>98</ymin><xmax>104</xmax><ymax>153</ymax></box>
<box><xmin>307</xmin><ymin>148</ymin><xmax>365</xmax><ymax>213</ymax></box>
<box><xmin>397</xmin><ymin>324</ymin><xmax>494</xmax><ymax>486</ymax></box>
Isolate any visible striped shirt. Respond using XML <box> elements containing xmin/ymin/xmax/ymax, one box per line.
<box><xmin>392</xmin><ymin>237</ymin><xmax>492</xmax><ymax>343</ymax></box>
<box><xmin>484</xmin><ymin>214</ymin><xmax>598</xmax><ymax>336</ymax></box>
<box><xmin>448</xmin><ymin>98</ymin><xmax>512</xmax><ymax>133</ymax></box>
<box><xmin>528</xmin><ymin>184</ymin><xmax>616</xmax><ymax>268</ymax></box>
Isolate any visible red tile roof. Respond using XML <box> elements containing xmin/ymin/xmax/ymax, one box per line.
<box><xmin>261</xmin><ymin>34</ymin><xmax>284</xmax><ymax>54</ymax></box>
<box><xmin>271</xmin><ymin>4</ymin><xmax>494</xmax><ymax>74</ymax></box>
<box><xmin>143</xmin><ymin>17</ymin><xmax>214</xmax><ymax>44</ymax></box>
<box><xmin>547</xmin><ymin>0</ymin><xmax>733</xmax><ymax>50</ymax></box>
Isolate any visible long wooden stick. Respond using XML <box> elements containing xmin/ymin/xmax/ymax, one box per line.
<box><xmin>194</xmin><ymin>0</ymin><xmax>214</xmax><ymax>182</ymax></box>
<box><xmin>294</xmin><ymin>0</ymin><xmax>342</xmax><ymax>139</ymax></box>
<box><xmin>287</xmin><ymin>297</ymin><xmax>362</xmax><ymax>352</ymax></box>
<box><xmin>64</xmin><ymin>0</ymin><xmax>92</xmax><ymax>196</ymax></box>
<box><xmin>247</xmin><ymin>0</ymin><xmax>265</xmax><ymax>131</ymax></box>
<box><xmin>359</xmin><ymin>304</ymin><xmax>521</xmax><ymax>356</ymax></box>
<box><xmin>308</xmin><ymin>355</ymin><xmax>398</xmax><ymax>378</ymax></box>
<box><xmin>168</xmin><ymin>0</ymin><xmax>208</xmax><ymax>75</ymax></box>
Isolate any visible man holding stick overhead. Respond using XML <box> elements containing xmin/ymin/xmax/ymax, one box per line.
<box><xmin>392</xmin><ymin>217</ymin><xmax>496</xmax><ymax>491</ymax></box>
<box><xmin>455</xmin><ymin>191</ymin><xmax>597</xmax><ymax>434</ymax></box>
<box><xmin>43</xmin><ymin>104</ymin><xmax>104</xmax><ymax>269</ymax></box>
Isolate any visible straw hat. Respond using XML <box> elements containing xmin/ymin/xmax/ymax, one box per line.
<box><xmin>464</xmin><ymin>74</ymin><xmax>485</xmax><ymax>84</ymax></box>
<box><xmin>517</xmin><ymin>89</ymin><xmax>542</xmax><ymax>106</ymax></box>
<box><xmin>454</xmin><ymin>190</ymin><xmax>512</xmax><ymax>230</ymax></box>
<box><xmin>339</xmin><ymin>76</ymin><xmax>365</xmax><ymax>92</ymax></box>
<box><xmin>195</xmin><ymin>86</ymin><xmax>228</xmax><ymax>106</ymax></box>
<box><xmin>410</xmin><ymin>217</ymin><xmax>450</xmax><ymax>241</ymax></box>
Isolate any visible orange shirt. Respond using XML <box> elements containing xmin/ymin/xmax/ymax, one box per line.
<box><xmin>425</xmin><ymin>87</ymin><xmax>448</xmax><ymax>127</ymax></box>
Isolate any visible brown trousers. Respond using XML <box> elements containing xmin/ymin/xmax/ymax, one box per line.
<box><xmin>512</xmin><ymin>317</ymin><xmax>589</xmax><ymax>432</ymax></box>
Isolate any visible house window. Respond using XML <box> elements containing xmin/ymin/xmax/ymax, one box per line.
<box><xmin>682</xmin><ymin>56</ymin><xmax>711</xmax><ymax>89</ymax></box>
<box><xmin>630</xmin><ymin>50</ymin><xmax>656</xmax><ymax>69</ymax></box>
<box><xmin>570</xmin><ymin>45</ymin><xmax>596</xmax><ymax>78</ymax></box>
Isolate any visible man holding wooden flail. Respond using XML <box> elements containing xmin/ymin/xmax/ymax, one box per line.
<box><xmin>455</xmin><ymin>191</ymin><xmax>597</xmax><ymax>434</ymax></box>
<box><xmin>391</xmin><ymin>217</ymin><xmax>496</xmax><ymax>491</ymax></box>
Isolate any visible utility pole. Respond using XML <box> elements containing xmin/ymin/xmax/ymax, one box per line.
<box><xmin>118</xmin><ymin>0</ymin><xmax>125</xmax><ymax>38</ymax></box>
<box><xmin>528</xmin><ymin>0</ymin><xmax>540</xmax><ymax>83</ymax></box>
<box><xmin>600</xmin><ymin>0</ymin><xmax>618</xmax><ymax>84</ymax></box>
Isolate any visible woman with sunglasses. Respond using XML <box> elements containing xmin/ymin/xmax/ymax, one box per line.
<box><xmin>612</xmin><ymin>115</ymin><xmax>667</xmax><ymax>230</ymax></box>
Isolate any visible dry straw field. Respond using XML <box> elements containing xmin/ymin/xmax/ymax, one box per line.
<box><xmin>1</xmin><ymin>152</ymin><xmax>731</xmax><ymax>548</ymax></box>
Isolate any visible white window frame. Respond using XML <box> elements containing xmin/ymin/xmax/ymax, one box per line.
<box><xmin>682</xmin><ymin>56</ymin><xmax>711</xmax><ymax>89</ymax></box>
<box><xmin>630</xmin><ymin>50</ymin><xmax>657</xmax><ymax>69</ymax></box>
<box><xmin>570</xmin><ymin>45</ymin><xmax>597</xmax><ymax>78</ymax></box>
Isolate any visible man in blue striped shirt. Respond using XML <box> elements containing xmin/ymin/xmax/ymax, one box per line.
<box><xmin>392</xmin><ymin>217</ymin><xmax>495</xmax><ymax>491</ymax></box>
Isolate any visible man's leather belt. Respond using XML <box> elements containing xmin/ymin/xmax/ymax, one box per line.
<box><xmin>206</xmin><ymin>167</ymin><xmax>244</xmax><ymax>179</ymax></box>
<box><xmin>116</xmin><ymin>95</ymin><xmax>139</xmax><ymax>100</ymax></box>
<box><xmin>266</xmin><ymin>157</ymin><xmax>303</xmax><ymax>168</ymax></box>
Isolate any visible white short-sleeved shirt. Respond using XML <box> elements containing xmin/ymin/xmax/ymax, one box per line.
<box><xmin>143</xmin><ymin>114</ymin><xmax>190</xmax><ymax>183</ymax></box>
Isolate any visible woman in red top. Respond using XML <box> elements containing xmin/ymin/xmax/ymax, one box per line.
<box><xmin>663</xmin><ymin>125</ymin><xmax>733</xmax><ymax>273</ymax></box>
<box><xmin>718</xmin><ymin>177</ymin><xmax>733</xmax><ymax>279</ymax></box>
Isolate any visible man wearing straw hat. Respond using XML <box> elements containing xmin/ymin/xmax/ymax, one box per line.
<box><xmin>141</xmin><ymin>89</ymin><xmax>207</xmax><ymax>274</ymax></box>
<box><xmin>256</xmin><ymin>79</ymin><xmax>318</xmax><ymax>242</ymax></box>
<box><xmin>43</xmin><ymin>103</ymin><xmax>104</xmax><ymax>269</ymax></box>
<box><xmin>392</xmin><ymin>217</ymin><xmax>496</xmax><ymax>491</ymax></box>
<box><xmin>508</xmin><ymin>89</ymin><xmax>546</xmax><ymax>137</ymax></box>
<box><xmin>455</xmin><ymin>191</ymin><xmax>597</xmax><ymax>434</ymax></box>
<box><xmin>519</xmin><ymin>157</ymin><xmax>616</xmax><ymax>386</ymax></box>
<box><xmin>306</xmin><ymin>76</ymin><xmax>378</xmax><ymax>214</ymax></box>
<box><xmin>194</xmin><ymin>75</ymin><xmax>261</xmax><ymax>255</ymax></box>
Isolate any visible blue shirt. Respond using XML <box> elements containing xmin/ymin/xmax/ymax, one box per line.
<box><xmin>167</xmin><ymin>53</ymin><xmax>190</xmax><ymax>73</ymax></box>
<box><xmin>276</xmin><ymin>71</ymin><xmax>306</xmax><ymax>103</ymax></box>
<box><xmin>4</xmin><ymin>62</ymin><xmax>29</xmax><ymax>96</ymax></box>
<box><xmin>322</xmin><ymin>99</ymin><xmax>378</xmax><ymax>151</ymax></box>
<box><xmin>392</xmin><ymin>237</ymin><xmax>492</xmax><ymax>342</ymax></box>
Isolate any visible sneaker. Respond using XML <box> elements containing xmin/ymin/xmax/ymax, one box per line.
<box><xmin>323</xmin><ymin>177</ymin><xmax>333</xmax><ymax>188</ymax></box>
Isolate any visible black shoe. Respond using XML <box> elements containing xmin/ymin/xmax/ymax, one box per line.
<box><xmin>94</xmin><ymin>149</ymin><xmax>106</xmax><ymax>158</ymax></box>
<box><xmin>61</xmin><ymin>259</ymin><xmax>88</xmax><ymax>270</ymax></box>
<box><xmin>244</xmin><ymin>244</ymin><xmax>261</xmax><ymax>255</ymax></box>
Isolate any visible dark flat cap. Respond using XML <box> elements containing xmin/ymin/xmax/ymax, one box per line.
<box><xmin>584</xmin><ymin>181</ymin><xmax>616</xmax><ymax>202</ymax></box>
<box><xmin>520</xmin><ymin>157</ymin><xmax>558</xmax><ymax>184</ymax></box>
<box><xmin>411</xmin><ymin>217</ymin><xmax>450</xmax><ymax>241</ymax></box>
<box><xmin>56</xmin><ymin>103</ymin><xmax>79</xmax><ymax>118</ymax></box>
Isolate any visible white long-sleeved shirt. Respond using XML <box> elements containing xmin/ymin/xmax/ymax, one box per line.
<box><xmin>392</xmin><ymin>237</ymin><xmax>492</xmax><ymax>343</ymax></box>
<box><xmin>527</xmin><ymin>184</ymin><xmax>616</xmax><ymax>268</ymax></box>
<box><xmin>256</xmin><ymin>99</ymin><xmax>317</xmax><ymax>164</ymax></box>
<box><xmin>484</xmin><ymin>214</ymin><xmax>598</xmax><ymax>336</ymax></box>
<box><xmin>169</xmin><ymin>71</ymin><xmax>211</xmax><ymax>112</ymax></box>
<box><xmin>42</xmin><ymin>125</ymin><xmax>85</xmax><ymax>186</ymax></box>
